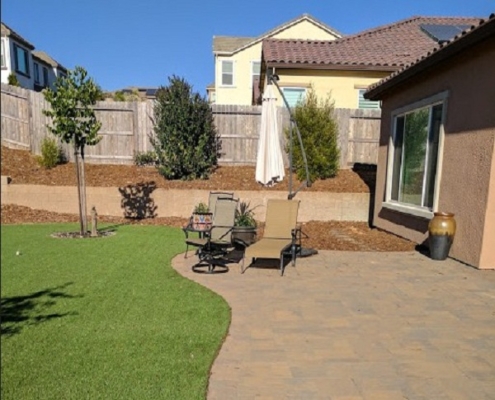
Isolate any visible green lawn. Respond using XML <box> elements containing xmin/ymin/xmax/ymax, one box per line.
<box><xmin>1</xmin><ymin>223</ymin><xmax>231</xmax><ymax>400</ymax></box>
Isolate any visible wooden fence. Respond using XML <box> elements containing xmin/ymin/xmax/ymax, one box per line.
<box><xmin>1</xmin><ymin>83</ymin><xmax>381</xmax><ymax>167</ymax></box>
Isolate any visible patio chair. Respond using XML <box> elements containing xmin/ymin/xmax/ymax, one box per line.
<box><xmin>185</xmin><ymin>197</ymin><xmax>238</xmax><ymax>274</ymax></box>
<box><xmin>241</xmin><ymin>199</ymin><xmax>301</xmax><ymax>276</ymax></box>
<box><xmin>183</xmin><ymin>191</ymin><xmax>234</xmax><ymax>257</ymax></box>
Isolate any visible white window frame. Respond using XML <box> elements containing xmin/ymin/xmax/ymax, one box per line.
<box><xmin>220</xmin><ymin>60</ymin><xmax>234</xmax><ymax>87</ymax></box>
<box><xmin>281</xmin><ymin>87</ymin><xmax>306</xmax><ymax>108</ymax></box>
<box><xmin>13</xmin><ymin>43</ymin><xmax>30</xmax><ymax>76</ymax></box>
<box><xmin>34</xmin><ymin>62</ymin><xmax>40</xmax><ymax>84</ymax></box>
<box><xmin>384</xmin><ymin>91</ymin><xmax>448</xmax><ymax>219</ymax></box>
<box><xmin>1</xmin><ymin>39</ymin><xmax>6</xmax><ymax>69</ymax></box>
<box><xmin>358</xmin><ymin>88</ymin><xmax>380</xmax><ymax>109</ymax></box>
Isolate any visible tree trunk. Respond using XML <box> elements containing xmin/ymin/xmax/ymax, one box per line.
<box><xmin>80</xmin><ymin>146</ymin><xmax>88</xmax><ymax>234</ymax></box>
<box><xmin>74</xmin><ymin>145</ymin><xmax>87</xmax><ymax>235</ymax></box>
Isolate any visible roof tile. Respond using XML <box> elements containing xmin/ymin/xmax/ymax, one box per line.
<box><xmin>365</xmin><ymin>13</ymin><xmax>495</xmax><ymax>98</ymax></box>
<box><xmin>262</xmin><ymin>16</ymin><xmax>481</xmax><ymax>70</ymax></box>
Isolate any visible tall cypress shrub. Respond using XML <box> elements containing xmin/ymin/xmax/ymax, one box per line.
<box><xmin>152</xmin><ymin>76</ymin><xmax>219</xmax><ymax>180</ymax></box>
<box><xmin>287</xmin><ymin>86</ymin><xmax>340</xmax><ymax>183</ymax></box>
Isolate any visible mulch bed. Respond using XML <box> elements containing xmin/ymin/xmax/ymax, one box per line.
<box><xmin>0</xmin><ymin>146</ymin><xmax>415</xmax><ymax>251</ymax></box>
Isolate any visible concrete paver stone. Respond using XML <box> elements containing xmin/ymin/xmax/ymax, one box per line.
<box><xmin>173</xmin><ymin>250</ymin><xmax>495</xmax><ymax>399</ymax></box>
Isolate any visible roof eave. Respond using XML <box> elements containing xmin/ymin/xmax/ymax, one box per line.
<box><xmin>265</xmin><ymin>61</ymin><xmax>400</xmax><ymax>72</ymax></box>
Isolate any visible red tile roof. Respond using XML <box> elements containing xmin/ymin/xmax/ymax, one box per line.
<box><xmin>365</xmin><ymin>14</ymin><xmax>495</xmax><ymax>99</ymax></box>
<box><xmin>213</xmin><ymin>14</ymin><xmax>343</xmax><ymax>54</ymax></box>
<box><xmin>262</xmin><ymin>16</ymin><xmax>481</xmax><ymax>71</ymax></box>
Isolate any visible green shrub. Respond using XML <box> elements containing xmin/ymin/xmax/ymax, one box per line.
<box><xmin>152</xmin><ymin>75</ymin><xmax>219</xmax><ymax>180</ymax></box>
<box><xmin>7</xmin><ymin>73</ymin><xmax>20</xmax><ymax>87</ymax></box>
<box><xmin>37</xmin><ymin>136</ymin><xmax>64</xmax><ymax>169</ymax></box>
<box><xmin>286</xmin><ymin>85</ymin><xmax>340</xmax><ymax>183</ymax></box>
<box><xmin>134</xmin><ymin>151</ymin><xmax>159</xmax><ymax>166</ymax></box>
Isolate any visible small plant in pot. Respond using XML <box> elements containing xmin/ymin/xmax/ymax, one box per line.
<box><xmin>233</xmin><ymin>201</ymin><xmax>258</xmax><ymax>246</ymax></box>
<box><xmin>192</xmin><ymin>202</ymin><xmax>213</xmax><ymax>231</ymax></box>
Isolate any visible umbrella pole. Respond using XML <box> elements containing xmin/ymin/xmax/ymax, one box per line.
<box><xmin>269</xmin><ymin>75</ymin><xmax>311</xmax><ymax>199</ymax></box>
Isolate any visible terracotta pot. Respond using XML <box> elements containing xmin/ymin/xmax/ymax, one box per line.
<box><xmin>428</xmin><ymin>212</ymin><xmax>456</xmax><ymax>260</ymax></box>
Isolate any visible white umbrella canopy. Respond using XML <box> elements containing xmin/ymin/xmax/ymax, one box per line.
<box><xmin>255</xmin><ymin>84</ymin><xmax>285</xmax><ymax>186</ymax></box>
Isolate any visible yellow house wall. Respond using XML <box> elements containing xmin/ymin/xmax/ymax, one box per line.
<box><xmin>270</xmin><ymin>69</ymin><xmax>391</xmax><ymax>109</ymax></box>
<box><xmin>215</xmin><ymin>19</ymin><xmax>339</xmax><ymax>106</ymax></box>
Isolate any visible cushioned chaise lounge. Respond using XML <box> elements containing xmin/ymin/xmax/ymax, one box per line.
<box><xmin>241</xmin><ymin>199</ymin><xmax>301</xmax><ymax>276</ymax></box>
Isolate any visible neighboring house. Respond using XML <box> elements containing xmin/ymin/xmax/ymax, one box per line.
<box><xmin>210</xmin><ymin>14</ymin><xmax>342</xmax><ymax>105</ymax></box>
<box><xmin>1</xmin><ymin>22</ymin><xmax>35</xmax><ymax>89</ymax></box>
<box><xmin>32</xmin><ymin>51</ymin><xmax>67</xmax><ymax>91</ymax></box>
<box><xmin>365</xmin><ymin>14</ymin><xmax>495</xmax><ymax>269</ymax></box>
<box><xmin>259</xmin><ymin>16</ymin><xmax>481</xmax><ymax>109</ymax></box>
<box><xmin>106</xmin><ymin>87</ymin><xmax>158</xmax><ymax>101</ymax></box>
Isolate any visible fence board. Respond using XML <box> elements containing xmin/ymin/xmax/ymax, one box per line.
<box><xmin>1</xmin><ymin>84</ymin><xmax>381</xmax><ymax>167</ymax></box>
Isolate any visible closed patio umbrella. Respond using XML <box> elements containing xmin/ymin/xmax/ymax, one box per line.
<box><xmin>255</xmin><ymin>84</ymin><xmax>285</xmax><ymax>187</ymax></box>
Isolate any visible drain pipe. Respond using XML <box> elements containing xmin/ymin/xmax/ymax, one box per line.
<box><xmin>269</xmin><ymin>74</ymin><xmax>311</xmax><ymax>199</ymax></box>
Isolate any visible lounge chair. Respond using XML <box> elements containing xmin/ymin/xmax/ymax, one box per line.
<box><xmin>241</xmin><ymin>199</ymin><xmax>301</xmax><ymax>276</ymax></box>
<box><xmin>183</xmin><ymin>191</ymin><xmax>234</xmax><ymax>257</ymax></box>
<box><xmin>185</xmin><ymin>197</ymin><xmax>238</xmax><ymax>274</ymax></box>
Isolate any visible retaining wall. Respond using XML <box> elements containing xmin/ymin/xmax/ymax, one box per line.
<box><xmin>1</xmin><ymin>177</ymin><xmax>370</xmax><ymax>222</ymax></box>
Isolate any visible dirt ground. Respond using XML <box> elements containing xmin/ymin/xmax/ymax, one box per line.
<box><xmin>0</xmin><ymin>146</ymin><xmax>416</xmax><ymax>252</ymax></box>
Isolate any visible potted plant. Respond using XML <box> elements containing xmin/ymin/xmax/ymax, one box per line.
<box><xmin>233</xmin><ymin>201</ymin><xmax>258</xmax><ymax>246</ymax></box>
<box><xmin>192</xmin><ymin>202</ymin><xmax>213</xmax><ymax>231</ymax></box>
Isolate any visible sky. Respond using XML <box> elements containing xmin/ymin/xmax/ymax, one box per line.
<box><xmin>2</xmin><ymin>0</ymin><xmax>493</xmax><ymax>95</ymax></box>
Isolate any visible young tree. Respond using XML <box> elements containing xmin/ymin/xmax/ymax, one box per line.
<box><xmin>152</xmin><ymin>75</ymin><xmax>219</xmax><ymax>180</ymax></box>
<box><xmin>43</xmin><ymin>66</ymin><xmax>102</xmax><ymax>235</ymax></box>
<box><xmin>287</xmin><ymin>86</ymin><xmax>340</xmax><ymax>183</ymax></box>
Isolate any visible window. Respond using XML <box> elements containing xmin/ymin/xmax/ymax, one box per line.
<box><xmin>43</xmin><ymin>67</ymin><xmax>49</xmax><ymax>87</ymax></box>
<box><xmin>358</xmin><ymin>89</ymin><xmax>380</xmax><ymax>109</ymax></box>
<box><xmin>282</xmin><ymin>88</ymin><xmax>306</xmax><ymax>108</ymax></box>
<box><xmin>386</xmin><ymin>94</ymin><xmax>446</xmax><ymax>215</ymax></box>
<box><xmin>34</xmin><ymin>62</ymin><xmax>40</xmax><ymax>83</ymax></box>
<box><xmin>1</xmin><ymin>39</ymin><xmax>5</xmax><ymax>69</ymax></box>
<box><xmin>221</xmin><ymin>60</ymin><xmax>234</xmax><ymax>86</ymax></box>
<box><xmin>251</xmin><ymin>61</ymin><xmax>260</xmax><ymax>83</ymax></box>
<box><xmin>13</xmin><ymin>43</ymin><xmax>29</xmax><ymax>76</ymax></box>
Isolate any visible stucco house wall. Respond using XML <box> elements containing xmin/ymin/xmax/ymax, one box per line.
<box><xmin>1</xmin><ymin>35</ymin><xmax>35</xmax><ymax>89</ymax></box>
<box><xmin>214</xmin><ymin>18</ymin><xmax>339</xmax><ymax>106</ymax></box>
<box><xmin>373</xmin><ymin>35</ymin><xmax>495</xmax><ymax>269</ymax></box>
<box><xmin>267</xmin><ymin>68</ymin><xmax>390</xmax><ymax>109</ymax></box>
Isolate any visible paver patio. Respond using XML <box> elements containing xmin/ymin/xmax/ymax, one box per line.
<box><xmin>172</xmin><ymin>250</ymin><xmax>495</xmax><ymax>399</ymax></box>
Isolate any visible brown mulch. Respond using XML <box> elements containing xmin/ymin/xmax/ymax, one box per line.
<box><xmin>0</xmin><ymin>146</ymin><xmax>415</xmax><ymax>251</ymax></box>
<box><xmin>0</xmin><ymin>146</ymin><xmax>375</xmax><ymax>192</ymax></box>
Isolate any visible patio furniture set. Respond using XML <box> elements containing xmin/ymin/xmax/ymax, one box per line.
<box><xmin>183</xmin><ymin>191</ymin><xmax>302</xmax><ymax>276</ymax></box>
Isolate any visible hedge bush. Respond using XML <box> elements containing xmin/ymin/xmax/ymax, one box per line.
<box><xmin>152</xmin><ymin>76</ymin><xmax>219</xmax><ymax>180</ymax></box>
<box><xmin>286</xmin><ymin>86</ymin><xmax>340</xmax><ymax>183</ymax></box>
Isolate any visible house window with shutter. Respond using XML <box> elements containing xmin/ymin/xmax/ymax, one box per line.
<box><xmin>43</xmin><ymin>67</ymin><xmax>49</xmax><ymax>87</ymax></box>
<box><xmin>251</xmin><ymin>61</ymin><xmax>260</xmax><ymax>83</ymax></box>
<box><xmin>358</xmin><ymin>89</ymin><xmax>380</xmax><ymax>109</ymax></box>
<box><xmin>221</xmin><ymin>60</ymin><xmax>234</xmax><ymax>86</ymax></box>
<box><xmin>282</xmin><ymin>87</ymin><xmax>306</xmax><ymax>108</ymax></box>
<box><xmin>34</xmin><ymin>62</ymin><xmax>40</xmax><ymax>83</ymax></box>
<box><xmin>13</xmin><ymin>43</ymin><xmax>30</xmax><ymax>76</ymax></box>
<box><xmin>1</xmin><ymin>39</ymin><xmax>6</xmax><ymax>69</ymax></box>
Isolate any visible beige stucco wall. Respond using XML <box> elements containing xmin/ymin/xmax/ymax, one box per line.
<box><xmin>215</xmin><ymin>19</ymin><xmax>339</xmax><ymax>106</ymax></box>
<box><xmin>480</xmin><ymin>142</ymin><xmax>495</xmax><ymax>268</ymax></box>
<box><xmin>373</xmin><ymin>36</ymin><xmax>495</xmax><ymax>269</ymax></box>
<box><xmin>0</xmin><ymin>181</ymin><xmax>370</xmax><ymax>223</ymax></box>
<box><xmin>269</xmin><ymin>68</ymin><xmax>391</xmax><ymax>109</ymax></box>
